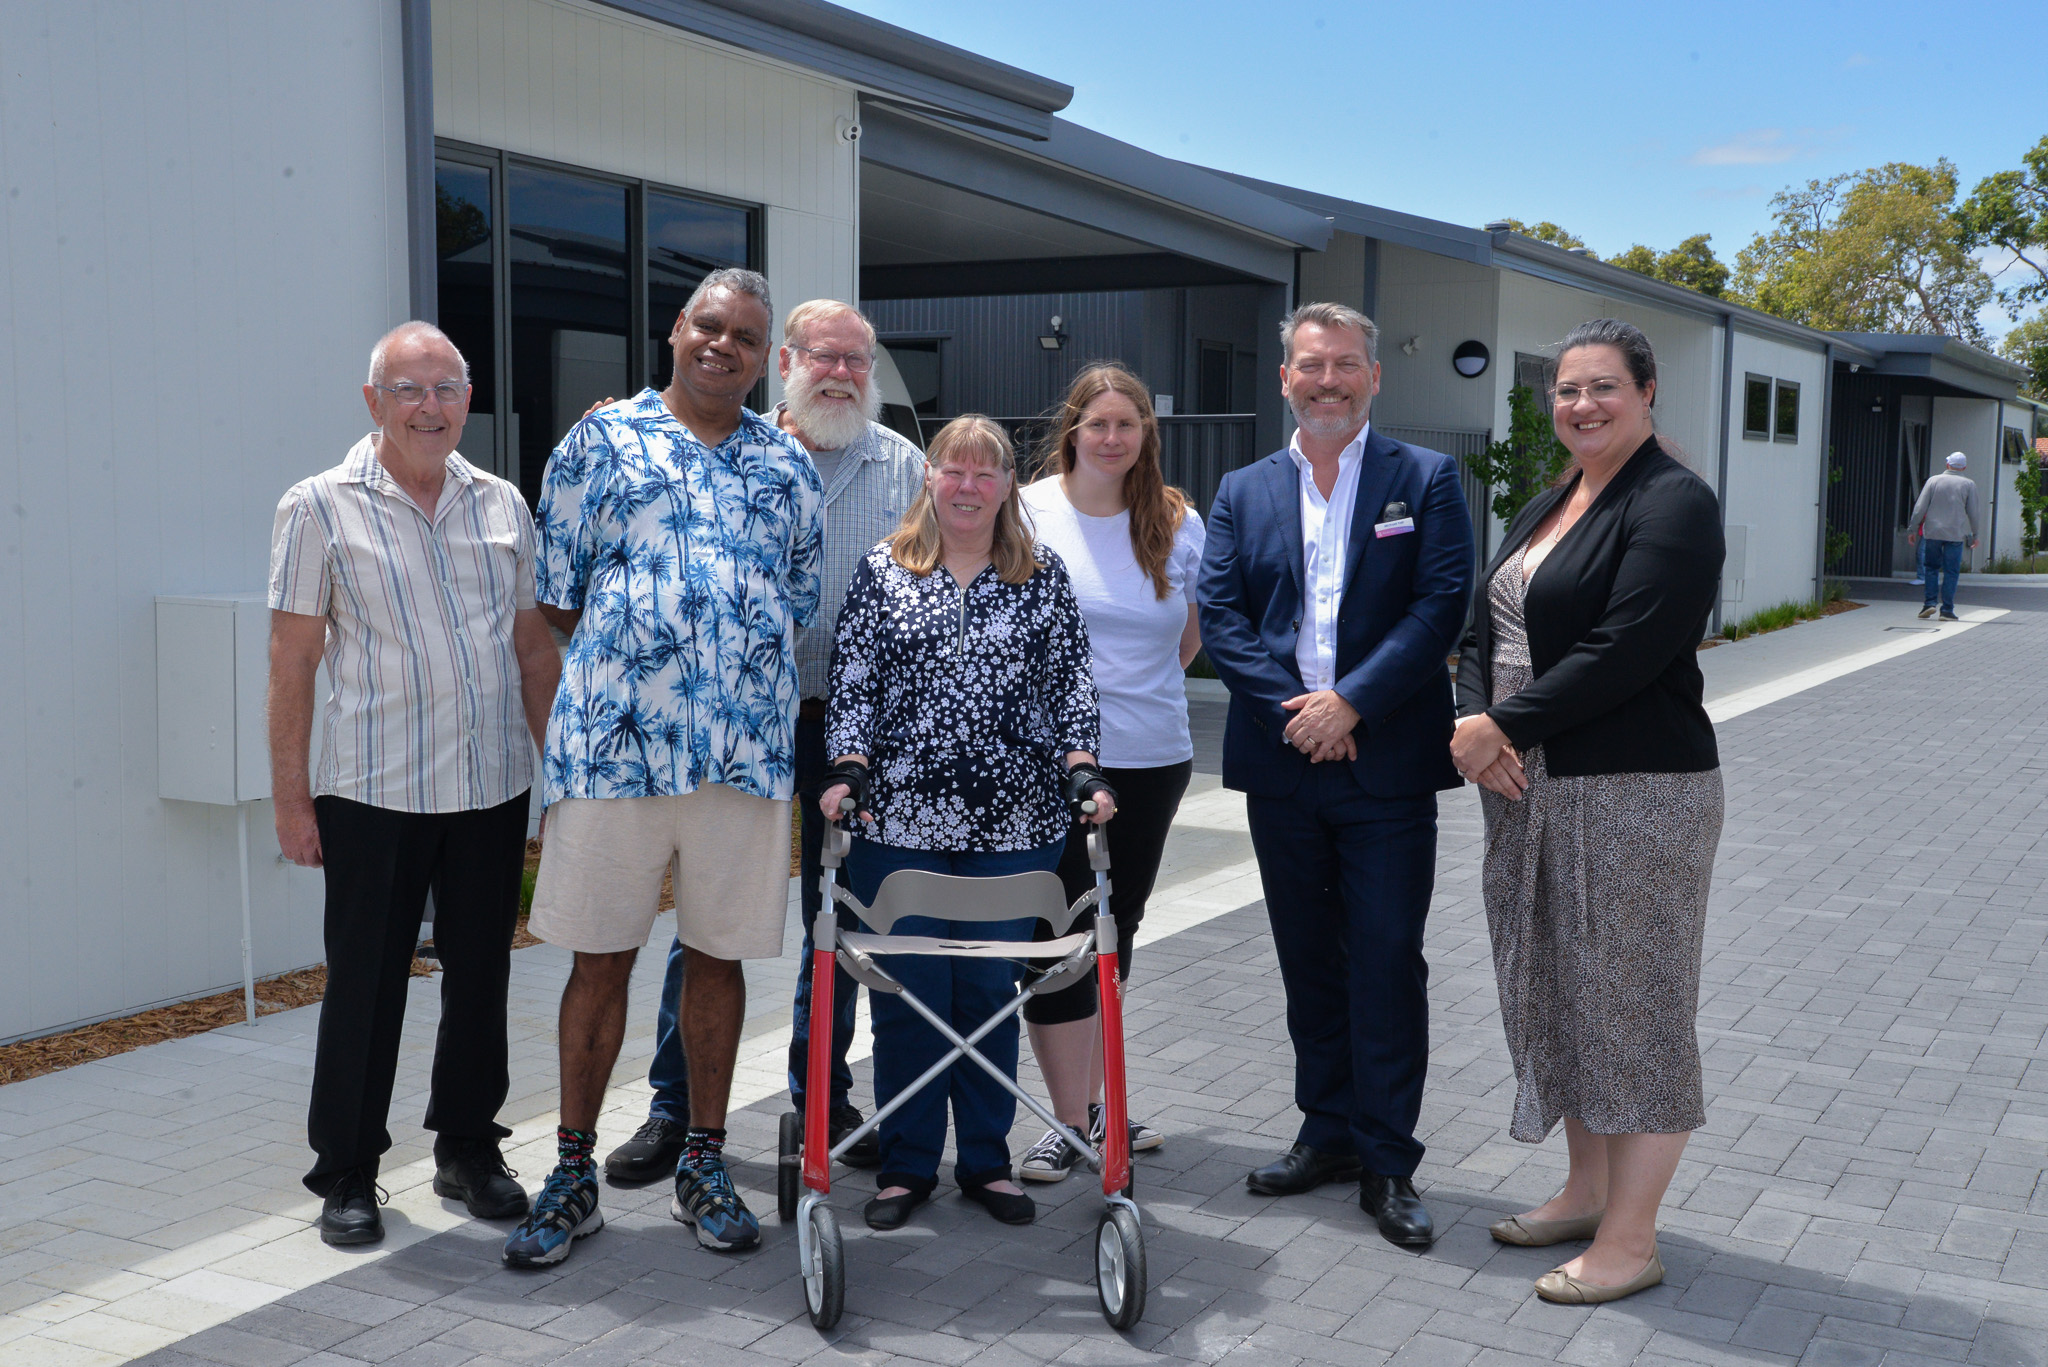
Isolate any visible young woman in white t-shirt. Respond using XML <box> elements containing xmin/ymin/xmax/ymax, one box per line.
<box><xmin>1017</xmin><ymin>363</ymin><xmax>1206</xmax><ymax>1182</ymax></box>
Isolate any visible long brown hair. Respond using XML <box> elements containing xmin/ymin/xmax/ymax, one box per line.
<box><xmin>1037</xmin><ymin>363</ymin><xmax>1188</xmax><ymax>599</ymax></box>
<box><xmin>889</xmin><ymin>415</ymin><xmax>1039</xmax><ymax>584</ymax></box>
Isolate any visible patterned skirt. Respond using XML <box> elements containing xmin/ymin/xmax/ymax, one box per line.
<box><xmin>1479</xmin><ymin>663</ymin><xmax>1723</xmax><ymax>1142</ymax></box>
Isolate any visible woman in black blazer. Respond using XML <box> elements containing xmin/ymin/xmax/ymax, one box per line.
<box><xmin>1450</xmin><ymin>319</ymin><xmax>1725</xmax><ymax>1305</ymax></box>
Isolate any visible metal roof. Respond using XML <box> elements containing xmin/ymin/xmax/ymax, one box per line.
<box><xmin>592</xmin><ymin>0</ymin><xmax>1072</xmax><ymax>139</ymax></box>
<box><xmin>1828</xmin><ymin>333</ymin><xmax>2030</xmax><ymax>398</ymax></box>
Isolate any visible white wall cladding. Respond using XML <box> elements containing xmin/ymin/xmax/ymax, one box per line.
<box><xmin>0</xmin><ymin>0</ymin><xmax>408</xmax><ymax>1041</ymax></box>
<box><xmin>1724</xmin><ymin>332</ymin><xmax>1827</xmax><ymax>609</ymax></box>
<box><xmin>1372</xmin><ymin>245</ymin><xmax>1498</xmax><ymax>434</ymax></box>
<box><xmin>432</xmin><ymin>0</ymin><xmax>860</xmax><ymax>386</ymax></box>
<box><xmin>1930</xmin><ymin>397</ymin><xmax>2006</xmax><ymax>570</ymax></box>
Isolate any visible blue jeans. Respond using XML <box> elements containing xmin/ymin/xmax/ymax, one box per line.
<box><xmin>646</xmin><ymin>712</ymin><xmax>845</xmax><ymax>1124</ymax></box>
<box><xmin>844</xmin><ymin>836</ymin><xmax>1062</xmax><ymax>1192</ymax></box>
<box><xmin>1922</xmin><ymin>539</ymin><xmax>1962</xmax><ymax>614</ymax></box>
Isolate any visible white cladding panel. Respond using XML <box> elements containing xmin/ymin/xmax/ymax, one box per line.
<box><xmin>1723</xmin><ymin>331</ymin><xmax>1826</xmax><ymax>608</ymax></box>
<box><xmin>0</xmin><ymin>0</ymin><xmax>404</xmax><ymax>1040</ymax></box>
<box><xmin>1371</xmin><ymin>245</ymin><xmax>1499</xmax><ymax>434</ymax></box>
<box><xmin>432</xmin><ymin>0</ymin><xmax>860</xmax><ymax>381</ymax></box>
<box><xmin>1929</xmin><ymin>397</ymin><xmax>2003</xmax><ymax>570</ymax></box>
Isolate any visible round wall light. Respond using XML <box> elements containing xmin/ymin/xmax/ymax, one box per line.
<box><xmin>1452</xmin><ymin>340</ymin><xmax>1490</xmax><ymax>378</ymax></box>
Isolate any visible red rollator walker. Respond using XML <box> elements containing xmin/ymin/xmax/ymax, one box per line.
<box><xmin>779</xmin><ymin>802</ymin><xmax>1146</xmax><ymax>1331</ymax></box>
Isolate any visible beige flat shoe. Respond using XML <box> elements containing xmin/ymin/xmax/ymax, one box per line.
<box><xmin>1534</xmin><ymin>1249</ymin><xmax>1663</xmax><ymax>1304</ymax></box>
<box><xmin>1489</xmin><ymin>1211</ymin><xmax>1604</xmax><ymax>1246</ymax></box>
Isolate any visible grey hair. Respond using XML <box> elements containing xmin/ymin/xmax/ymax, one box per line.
<box><xmin>683</xmin><ymin>266</ymin><xmax>773</xmax><ymax>322</ymax></box>
<box><xmin>1281</xmin><ymin>302</ymin><xmax>1379</xmax><ymax>365</ymax></box>
<box><xmin>368</xmin><ymin>320</ymin><xmax>468</xmax><ymax>386</ymax></box>
<box><xmin>1548</xmin><ymin>318</ymin><xmax>1657</xmax><ymax>408</ymax></box>
<box><xmin>783</xmin><ymin>298</ymin><xmax>875</xmax><ymax>351</ymax></box>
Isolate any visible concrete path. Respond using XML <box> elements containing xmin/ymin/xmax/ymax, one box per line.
<box><xmin>2</xmin><ymin>596</ymin><xmax>2045</xmax><ymax>1367</ymax></box>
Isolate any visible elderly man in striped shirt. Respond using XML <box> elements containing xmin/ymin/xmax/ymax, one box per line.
<box><xmin>269</xmin><ymin>321</ymin><xmax>562</xmax><ymax>1247</ymax></box>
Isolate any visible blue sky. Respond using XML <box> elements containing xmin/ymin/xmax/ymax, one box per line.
<box><xmin>840</xmin><ymin>0</ymin><xmax>2042</xmax><ymax>336</ymax></box>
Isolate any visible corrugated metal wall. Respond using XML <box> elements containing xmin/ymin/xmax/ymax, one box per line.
<box><xmin>1828</xmin><ymin>370</ymin><xmax>1897</xmax><ymax>578</ymax></box>
<box><xmin>866</xmin><ymin>292</ymin><xmax>1152</xmax><ymax>420</ymax></box>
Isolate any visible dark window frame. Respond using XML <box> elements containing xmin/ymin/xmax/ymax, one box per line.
<box><xmin>1742</xmin><ymin>373</ymin><xmax>1772</xmax><ymax>441</ymax></box>
<box><xmin>1772</xmin><ymin>378</ymin><xmax>1800</xmax><ymax>444</ymax></box>
<box><xmin>433</xmin><ymin>137</ymin><xmax>763</xmax><ymax>482</ymax></box>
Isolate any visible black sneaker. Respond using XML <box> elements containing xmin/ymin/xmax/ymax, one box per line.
<box><xmin>831</xmin><ymin>1104</ymin><xmax>880</xmax><ymax>1168</ymax></box>
<box><xmin>1019</xmin><ymin>1124</ymin><xmax>1087</xmax><ymax>1183</ymax></box>
<box><xmin>603</xmin><ymin>1116</ymin><xmax>688</xmax><ymax>1183</ymax></box>
<box><xmin>1939</xmin><ymin>611</ymin><xmax>1960</xmax><ymax>622</ymax></box>
<box><xmin>432</xmin><ymin>1137</ymin><xmax>529</xmax><ymax>1220</ymax></box>
<box><xmin>1918</xmin><ymin>606</ymin><xmax>1937</xmax><ymax>619</ymax></box>
<box><xmin>1089</xmin><ymin>1102</ymin><xmax>1164</xmax><ymax>1154</ymax></box>
<box><xmin>318</xmin><ymin>1169</ymin><xmax>386</xmax><ymax>1246</ymax></box>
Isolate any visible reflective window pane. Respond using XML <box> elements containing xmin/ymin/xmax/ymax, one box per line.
<box><xmin>509</xmin><ymin>166</ymin><xmax>629</xmax><ymax>505</ymax></box>
<box><xmin>435</xmin><ymin>161</ymin><xmax>496</xmax><ymax>461</ymax></box>
<box><xmin>647</xmin><ymin>190</ymin><xmax>752</xmax><ymax>389</ymax></box>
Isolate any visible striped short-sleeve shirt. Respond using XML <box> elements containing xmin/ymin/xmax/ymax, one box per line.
<box><xmin>269</xmin><ymin>434</ymin><xmax>539</xmax><ymax>814</ymax></box>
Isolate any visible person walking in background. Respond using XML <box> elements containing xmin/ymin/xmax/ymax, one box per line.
<box><xmin>1908</xmin><ymin>451</ymin><xmax>1980</xmax><ymax>622</ymax></box>
<box><xmin>818</xmin><ymin>415</ymin><xmax>1114</xmax><ymax>1233</ymax></box>
<box><xmin>603</xmin><ymin>299</ymin><xmax>922</xmax><ymax>1185</ymax></box>
<box><xmin>1452</xmin><ymin>318</ymin><xmax>1725</xmax><ymax>1305</ymax></box>
<box><xmin>1015</xmin><ymin>364</ymin><xmax>1203</xmax><ymax>1183</ymax></box>
<box><xmin>269</xmin><ymin>321</ymin><xmax>559</xmax><ymax>1246</ymax></box>
<box><xmin>505</xmin><ymin>268</ymin><xmax>823</xmax><ymax>1267</ymax></box>
<box><xmin>1199</xmin><ymin>302</ymin><xmax>1474</xmax><ymax>1249</ymax></box>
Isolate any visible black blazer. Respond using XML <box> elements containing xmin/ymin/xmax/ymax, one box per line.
<box><xmin>1455</xmin><ymin>438</ymin><xmax>1723</xmax><ymax>777</ymax></box>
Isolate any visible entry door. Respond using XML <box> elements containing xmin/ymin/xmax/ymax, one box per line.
<box><xmin>1893</xmin><ymin>420</ymin><xmax>1931</xmax><ymax>572</ymax></box>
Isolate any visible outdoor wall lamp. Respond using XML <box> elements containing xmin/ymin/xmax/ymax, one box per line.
<box><xmin>1038</xmin><ymin>315</ymin><xmax>1067</xmax><ymax>351</ymax></box>
<box><xmin>1452</xmin><ymin>340</ymin><xmax>1490</xmax><ymax>377</ymax></box>
<box><xmin>1401</xmin><ymin>335</ymin><xmax>1422</xmax><ymax>356</ymax></box>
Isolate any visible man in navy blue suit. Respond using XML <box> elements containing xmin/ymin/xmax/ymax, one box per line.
<box><xmin>1198</xmin><ymin>302</ymin><xmax>1473</xmax><ymax>1248</ymax></box>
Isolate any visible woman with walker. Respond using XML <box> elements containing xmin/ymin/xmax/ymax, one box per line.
<box><xmin>818</xmin><ymin>414</ymin><xmax>1115</xmax><ymax>1232</ymax></box>
<box><xmin>1017</xmin><ymin>364</ymin><xmax>1204</xmax><ymax>1181</ymax></box>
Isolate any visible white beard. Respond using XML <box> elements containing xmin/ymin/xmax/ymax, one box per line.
<box><xmin>785</xmin><ymin>364</ymin><xmax>879</xmax><ymax>451</ymax></box>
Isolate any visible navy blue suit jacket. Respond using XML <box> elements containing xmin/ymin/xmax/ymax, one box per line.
<box><xmin>1197</xmin><ymin>427</ymin><xmax>1474</xmax><ymax>800</ymax></box>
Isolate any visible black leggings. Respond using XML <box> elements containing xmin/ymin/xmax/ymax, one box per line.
<box><xmin>1024</xmin><ymin>761</ymin><xmax>1193</xmax><ymax>1025</ymax></box>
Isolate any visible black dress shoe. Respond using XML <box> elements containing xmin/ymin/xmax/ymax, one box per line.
<box><xmin>318</xmin><ymin>1170</ymin><xmax>386</xmax><ymax>1246</ymax></box>
<box><xmin>863</xmin><ymin>1188</ymin><xmax>928</xmax><ymax>1229</ymax></box>
<box><xmin>1246</xmin><ymin>1143</ymin><xmax>1362</xmax><ymax>1196</ymax></box>
<box><xmin>603</xmin><ymin>1117</ymin><xmax>687</xmax><ymax>1183</ymax></box>
<box><xmin>1360</xmin><ymin>1173</ymin><xmax>1435</xmax><ymax>1248</ymax></box>
<box><xmin>830</xmin><ymin>1104</ymin><xmax>881</xmax><ymax>1168</ymax></box>
<box><xmin>432</xmin><ymin>1137</ymin><xmax>529</xmax><ymax>1220</ymax></box>
<box><xmin>960</xmin><ymin>1181</ymin><xmax>1035</xmax><ymax>1226</ymax></box>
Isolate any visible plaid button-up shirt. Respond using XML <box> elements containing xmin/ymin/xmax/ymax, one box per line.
<box><xmin>268</xmin><ymin>434</ymin><xmax>539</xmax><ymax>813</ymax></box>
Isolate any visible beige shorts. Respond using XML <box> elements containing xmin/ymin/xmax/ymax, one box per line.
<box><xmin>528</xmin><ymin>787</ymin><xmax>790</xmax><ymax>959</ymax></box>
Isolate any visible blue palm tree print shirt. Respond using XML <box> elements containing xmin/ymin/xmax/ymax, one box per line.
<box><xmin>535</xmin><ymin>391</ymin><xmax>824</xmax><ymax>806</ymax></box>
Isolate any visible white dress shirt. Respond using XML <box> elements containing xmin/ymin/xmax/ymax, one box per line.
<box><xmin>1288</xmin><ymin>425</ymin><xmax>1369</xmax><ymax>692</ymax></box>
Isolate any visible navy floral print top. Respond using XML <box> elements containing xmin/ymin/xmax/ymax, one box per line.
<box><xmin>826</xmin><ymin>543</ymin><xmax>1100</xmax><ymax>851</ymax></box>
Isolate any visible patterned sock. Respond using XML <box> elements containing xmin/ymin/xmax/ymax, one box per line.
<box><xmin>557</xmin><ymin>1126</ymin><xmax>597</xmax><ymax>1179</ymax></box>
<box><xmin>682</xmin><ymin>1126</ymin><xmax>727</xmax><ymax>1169</ymax></box>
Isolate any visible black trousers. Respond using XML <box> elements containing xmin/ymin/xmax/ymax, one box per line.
<box><xmin>1024</xmin><ymin>761</ymin><xmax>1193</xmax><ymax>1026</ymax></box>
<box><xmin>303</xmin><ymin>790</ymin><xmax>528</xmax><ymax>1196</ymax></box>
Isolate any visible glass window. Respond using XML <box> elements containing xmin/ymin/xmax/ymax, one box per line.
<box><xmin>646</xmin><ymin>189</ymin><xmax>752</xmax><ymax>390</ymax></box>
<box><xmin>1743</xmin><ymin>375</ymin><xmax>1771</xmax><ymax>440</ymax></box>
<box><xmin>1773</xmin><ymin>379</ymin><xmax>1800</xmax><ymax>443</ymax></box>
<box><xmin>435</xmin><ymin>161</ymin><xmax>496</xmax><ymax>463</ymax></box>
<box><xmin>508</xmin><ymin>165</ymin><xmax>630</xmax><ymax>505</ymax></box>
<box><xmin>2002</xmin><ymin>425</ymin><xmax>2026</xmax><ymax>464</ymax></box>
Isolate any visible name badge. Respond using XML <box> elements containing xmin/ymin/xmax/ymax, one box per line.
<box><xmin>1375</xmin><ymin>517</ymin><xmax>1416</xmax><ymax>538</ymax></box>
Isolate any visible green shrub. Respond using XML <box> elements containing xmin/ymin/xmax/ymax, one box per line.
<box><xmin>1722</xmin><ymin>592</ymin><xmax>1844</xmax><ymax>641</ymax></box>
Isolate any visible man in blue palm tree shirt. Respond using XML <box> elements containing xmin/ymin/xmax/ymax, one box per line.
<box><xmin>505</xmin><ymin>268</ymin><xmax>824</xmax><ymax>1268</ymax></box>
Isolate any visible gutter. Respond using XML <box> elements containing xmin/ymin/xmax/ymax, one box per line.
<box><xmin>1715</xmin><ymin>315</ymin><xmax>1734</xmax><ymax>635</ymax></box>
<box><xmin>1816</xmin><ymin>341</ymin><xmax>1835</xmax><ymax>598</ymax></box>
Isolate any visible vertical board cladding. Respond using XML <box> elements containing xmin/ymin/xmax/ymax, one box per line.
<box><xmin>432</xmin><ymin>0</ymin><xmax>859</xmax><ymax>323</ymax></box>
<box><xmin>1723</xmin><ymin>331</ymin><xmax>1827</xmax><ymax>608</ymax></box>
<box><xmin>1371</xmin><ymin>244</ymin><xmax>1499</xmax><ymax>433</ymax></box>
<box><xmin>0</xmin><ymin>0</ymin><xmax>406</xmax><ymax>1041</ymax></box>
<box><xmin>1929</xmin><ymin>397</ymin><xmax>2003</xmax><ymax>568</ymax></box>
<box><xmin>1826</xmin><ymin>370</ymin><xmax>1896</xmax><ymax>578</ymax></box>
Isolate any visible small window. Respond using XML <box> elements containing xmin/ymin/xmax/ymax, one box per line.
<box><xmin>2003</xmin><ymin>426</ymin><xmax>2027</xmax><ymax>464</ymax></box>
<box><xmin>1773</xmin><ymin>379</ymin><xmax>1800</xmax><ymax>443</ymax></box>
<box><xmin>1743</xmin><ymin>374</ymin><xmax>1771</xmax><ymax>440</ymax></box>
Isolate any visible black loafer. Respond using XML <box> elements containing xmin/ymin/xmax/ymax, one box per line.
<box><xmin>318</xmin><ymin>1170</ymin><xmax>386</xmax><ymax>1246</ymax></box>
<box><xmin>603</xmin><ymin>1117</ymin><xmax>688</xmax><ymax>1183</ymax></box>
<box><xmin>863</xmin><ymin>1189</ymin><xmax>928</xmax><ymax>1230</ymax></box>
<box><xmin>830</xmin><ymin>1104</ymin><xmax>881</xmax><ymax>1169</ymax></box>
<box><xmin>1360</xmin><ymin>1173</ymin><xmax>1435</xmax><ymax>1248</ymax></box>
<box><xmin>432</xmin><ymin>1137</ymin><xmax>529</xmax><ymax>1220</ymax></box>
<box><xmin>960</xmin><ymin>1182</ymin><xmax>1035</xmax><ymax>1226</ymax></box>
<box><xmin>1246</xmin><ymin>1143</ymin><xmax>1362</xmax><ymax>1196</ymax></box>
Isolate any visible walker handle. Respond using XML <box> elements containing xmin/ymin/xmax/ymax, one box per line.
<box><xmin>1086</xmin><ymin>824</ymin><xmax>1110</xmax><ymax>872</ymax></box>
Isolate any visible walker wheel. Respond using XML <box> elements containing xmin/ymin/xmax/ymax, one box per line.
<box><xmin>1095</xmin><ymin>1206</ymin><xmax>1146</xmax><ymax>1330</ymax></box>
<box><xmin>804</xmin><ymin>1203</ymin><xmax>844</xmax><ymax>1330</ymax></box>
<box><xmin>777</xmin><ymin>1112</ymin><xmax>801</xmax><ymax>1222</ymax></box>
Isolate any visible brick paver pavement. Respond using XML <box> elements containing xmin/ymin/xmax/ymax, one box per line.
<box><xmin>17</xmin><ymin>594</ymin><xmax>2048</xmax><ymax>1366</ymax></box>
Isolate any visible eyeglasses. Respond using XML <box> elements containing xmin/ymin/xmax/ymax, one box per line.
<box><xmin>791</xmin><ymin>345</ymin><xmax>873</xmax><ymax>374</ymax></box>
<box><xmin>1551</xmin><ymin>380</ymin><xmax>1635</xmax><ymax>405</ymax></box>
<box><xmin>374</xmin><ymin>381</ymin><xmax>470</xmax><ymax>406</ymax></box>
<box><xmin>1290</xmin><ymin>359</ymin><xmax>1371</xmax><ymax>378</ymax></box>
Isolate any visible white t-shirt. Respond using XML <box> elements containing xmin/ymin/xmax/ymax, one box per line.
<box><xmin>1021</xmin><ymin>477</ymin><xmax>1206</xmax><ymax>768</ymax></box>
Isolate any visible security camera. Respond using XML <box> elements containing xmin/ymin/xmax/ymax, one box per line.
<box><xmin>836</xmin><ymin>117</ymin><xmax>862</xmax><ymax>145</ymax></box>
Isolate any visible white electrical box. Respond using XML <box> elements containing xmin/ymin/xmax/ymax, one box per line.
<box><xmin>157</xmin><ymin>593</ymin><xmax>273</xmax><ymax>804</ymax></box>
<box><xmin>1722</xmin><ymin>524</ymin><xmax>1751</xmax><ymax>604</ymax></box>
